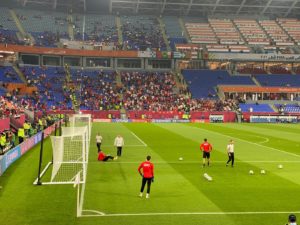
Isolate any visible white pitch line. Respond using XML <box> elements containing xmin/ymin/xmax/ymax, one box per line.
<box><xmin>258</xmin><ymin>137</ymin><xmax>269</xmax><ymax>144</ymax></box>
<box><xmin>80</xmin><ymin>210</ymin><xmax>300</xmax><ymax>217</ymax></box>
<box><xmin>131</xmin><ymin>132</ymin><xmax>147</xmax><ymax>147</ymax></box>
<box><xmin>227</xmin><ymin>132</ymin><xmax>269</xmax><ymax>144</ymax></box>
<box><xmin>194</xmin><ymin>127</ymin><xmax>300</xmax><ymax>158</ymax></box>
<box><xmin>101</xmin><ymin>145</ymin><xmax>146</xmax><ymax>148</ymax></box>
<box><xmin>88</xmin><ymin>160</ymin><xmax>300</xmax><ymax>164</ymax></box>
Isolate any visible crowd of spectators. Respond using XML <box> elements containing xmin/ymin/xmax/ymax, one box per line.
<box><xmin>121</xmin><ymin>71</ymin><xmax>238</xmax><ymax>112</ymax></box>
<box><xmin>71</xmin><ymin>69</ymin><xmax>122</xmax><ymax>110</ymax></box>
<box><xmin>122</xmin><ymin>17</ymin><xmax>166</xmax><ymax>51</ymax></box>
<box><xmin>0</xmin><ymin>95</ymin><xmax>25</xmax><ymax>118</ymax></box>
<box><xmin>0</xmin><ymin>29</ymin><xmax>25</xmax><ymax>45</ymax></box>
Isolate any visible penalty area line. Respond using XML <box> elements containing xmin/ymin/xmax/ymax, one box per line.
<box><xmin>80</xmin><ymin>210</ymin><xmax>300</xmax><ymax>217</ymax></box>
<box><xmin>131</xmin><ymin>132</ymin><xmax>147</xmax><ymax>147</ymax></box>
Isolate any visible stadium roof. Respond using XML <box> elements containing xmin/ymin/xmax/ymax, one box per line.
<box><xmin>3</xmin><ymin>0</ymin><xmax>300</xmax><ymax>17</ymax></box>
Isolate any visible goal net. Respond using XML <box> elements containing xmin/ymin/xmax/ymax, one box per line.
<box><xmin>50</xmin><ymin>127</ymin><xmax>88</xmax><ymax>184</ymax></box>
<box><xmin>34</xmin><ymin>114</ymin><xmax>92</xmax><ymax>216</ymax></box>
<box><xmin>69</xmin><ymin>114</ymin><xmax>91</xmax><ymax>141</ymax></box>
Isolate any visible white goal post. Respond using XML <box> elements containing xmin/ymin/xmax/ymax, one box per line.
<box><xmin>34</xmin><ymin>114</ymin><xmax>92</xmax><ymax>217</ymax></box>
<box><xmin>69</xmin><ymin>114</ymin><xmax>92</xmax><ymax>141</ymax></box>
<box><xmin>34</xmin><ymin>114</ymin><xmax>92</xmax><ymax>185</ymax></box>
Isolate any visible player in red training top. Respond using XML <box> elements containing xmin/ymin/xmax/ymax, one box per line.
<box><xmin>98</xmin><ymin>150</ymin><xmax>117</xmax><ymax>162</ymax></box>
<box><xmin>138</xmin><ymin>155</ymin><xmax>154</xmax><ymax>199</ymax></box>
<box><xmin>200</xmin><ymin>138</ymin><xmax>213</xmax><ymax>167</ymax></box>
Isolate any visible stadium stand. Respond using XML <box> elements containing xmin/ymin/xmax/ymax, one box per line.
<box><xmin>14</xmin><ymin>8</ymin><xmax>69</xmax><ymax>47</ymax></box>
<box><xmin>162</xmin><ymin>16</ymin><xmax>187</xmax><ymax>51</ymax></box>
<box><xmin>255</xmin><ymin>74</ymin><xmax>300</xmax><ymax>87</ymax></box>
<box><xmin>121</xmin><ymin>15</ymin><xmax>166</xmax><ymax>50</ymax></box>
<box><xmin>0</xmin><ymin>66</ymin><xmax>23</xmax><ymax>83</ymax></box>
<box><xmin>74</xmin><ymin>14</ymin><xmax>118</xmax><ymax>44</ymax></box>
<box><xmin>0</xmin><ymin>7</ymin><xmax>24</xmax><ymax>45</ymax></box>
<box><xmin>278</xmin><ymin>18</ymin><xmax>300</xmax><ymax>46</ymax></box>
<box><xmin>276</xmin><ymin>104</ymin><xmax>300</xmax><ymax>113</ymax></box>
<box><xmin>238</xmin><ymin>103</ymin><xmax>274</xmax><ymax>113</ymax></box>
<box><xmin>233</xmin><ymin>19</ymin><xmax>270</xmax><ymax>46</ymax></box>
<box><xmin>182</xmin><ymin>70</ymin><xmax>255</xmax><ymax>99</ymax></box>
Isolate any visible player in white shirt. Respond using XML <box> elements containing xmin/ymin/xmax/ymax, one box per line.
<box><xmin>226</xmin><ymin>140</ymin><xmax>235</xmax><ymax>167</ymax></box>
<box><xmin>114</xmin><ymin>134</ymin><xmax>124</xmax><ymax>157</ymax></box>
<box><xmin>96</xmin><ymin>133</ymin><xmax>103</xmax><ymax>153</ymax></box>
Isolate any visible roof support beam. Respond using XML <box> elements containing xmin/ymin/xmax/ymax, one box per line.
<box><xmin>161</xmin><ymin>0</ymin><xmax>167</xmax><ymax>14</ymax></box>
<box><xmin>261</xmin><ymin>0</ymin><xmax>273</xmax><ymax>15</ymax></box>
<box><xmin>109</xmin><ymin>0</ymin><xmax>113</xmax><ymax>13</ymax></box>
<box><xmin>136</xmin><ymin>0</ymin><xmax>140</xmax><ymax>13</ymax></box>
<box><xmin>22</xmin><ymin>0</ymin><xmax>28</xmax><ymax>6</ymax></box>
<box><xmin>236</xmin><ymin>0</ymin><xmax>246</xmax><ymax>15</ymax></box>
<box><xmin>186</xmin><ymin>0</ymin><xmax>193</xmax><ymax>15</ymax></box>
<box><xmin>284</xmin><ymin>0</ymin><xmax>298</xmax><ymax>17</ymax></box>
<box><xmin>212</xmin><ymin>0</ymin><xmax>221</xmax><ymax>14</ymax></box>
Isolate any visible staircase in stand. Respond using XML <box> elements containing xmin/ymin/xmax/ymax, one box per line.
<box><xmin>10</xmin><ymin>9</ymin><xmax>35</xmax><ymax>45</ymax></box>
<box><xmin>12</xmin><ymin>65</ymin><xmax>26</xmax><ymax>83</ymax></box>
<box><xmin>157</xmin><ymin>17</ymin><xmax>171</xmax><ymax>51</ymax></box>
<box><xmin>116</xmin><ymin>16</ymin><xmax>123</xmax><ymax>47</ymax></box>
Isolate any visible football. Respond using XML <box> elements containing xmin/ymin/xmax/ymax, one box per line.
<box><xmin>278</xmin><ymin>164</ymin><xmax>283</xmax><ymax>169</ymax></box>
<box><xmin>249</xmin><ymin>170</ymin><xmax>254</xmax><ymax>175</ymax></box>
<box><xmin>179</xmin><ymin>157</ymin><xmax>183</xmax><ymax>161</ymax></box>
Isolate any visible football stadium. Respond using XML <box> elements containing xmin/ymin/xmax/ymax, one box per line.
<box><xmin>0</xmin><ymin>0</ymin><xmax>300</xmax><ymax>225</ymax></box>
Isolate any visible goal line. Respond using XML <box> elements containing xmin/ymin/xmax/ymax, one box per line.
<box><xmin>80</xmin><ymin>210</ymin><xmax>300</xmax><ymax>217</ymax></box>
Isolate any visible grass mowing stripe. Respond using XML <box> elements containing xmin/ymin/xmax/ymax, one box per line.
<box><xmin>211</xmin><ymin>123</ymin><xmax>300</xmax><ymax>143</ymax></box>
<box><xmin>187</xmin><ymin>124</ymin><xmax>300</xmax><ymax>158</ymax></box>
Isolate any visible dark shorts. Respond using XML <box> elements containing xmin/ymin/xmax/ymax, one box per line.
<box><xmin>203</xmin><ymin>151</ymin><xmax>210</xmax><ymax>159</ymax></box>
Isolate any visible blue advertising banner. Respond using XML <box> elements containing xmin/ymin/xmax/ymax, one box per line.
<box><xmin>0</xmin><ymin>123</ymin><xmax>58</xmax><ymax>176</ymax></box>
<box><xmin>4</xmin><ymin>146</ymin><xmax>21</xmax><ymax>172</ymax></box>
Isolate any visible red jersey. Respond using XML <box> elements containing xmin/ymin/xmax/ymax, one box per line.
<box><xmin>138</xmin><ymin>161</ymin><xmax>154</xmax><ymax>178</ymax></box>
<box><xmin>98</xmin><ymin>152</ymin><xmax>106</xmax><ymax>161</ymax></box>
<box><xmin>200</xmin><ymin>142</ymin><xmax>212</xmax><ymax>152</ymax></box>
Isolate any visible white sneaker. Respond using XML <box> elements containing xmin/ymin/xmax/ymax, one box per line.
<box><xmin>139</xmin><ymin>193</ymin><xmax>143</xmax><ymax>197</ymax></box>
<box><xmin>146</xmin><ymin>194</ymin><xmax>150</xmax><ymax>199</ymax></box>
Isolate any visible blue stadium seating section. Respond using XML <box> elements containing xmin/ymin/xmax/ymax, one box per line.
<box><xmin>22</xmin><ymin>66</ymin><xmax>70</xmax><ymax>108</ymax></box>
<box><xmin>21</xmin><ymin>66</ymin><xmax>116</xmax><ymax>110</ymax></box>
<box><xmin>162</xmin><ymin>16</ymin><xmax>186</xmax><ymax>50</ymax></box>
<box><xmin>0</xmin><ymin>66</ymin><xmax>23</xmax><ymax>83</ymax></box>
<box><xmin>74</xmin><ymin>14</ymin><xmax>117</xmax><ymax>42</ymax></box>
<box><xmin>0</xmin><ymin>8</ymin><xmax>23</xmax><ymax>45</ymax></box>
<box><xmin>0</xmin><ymin>7</ymin><xmax>18</xmax><ymax>31</ymax></box>
<box><xmin>182</xmin><ymin>70</ymin><xmax>255</xmax><ymax>99</ymax></box>
<box><xmin>0</xmin><ymin>87</ymin><xmax>6</xmax><ymax>96</ymax></box>
<box><xmin>255</xmin><ymin>74</ymin><xmax>300</xmax><ymax>87</ymax></box>
<box><xmin>239</xmin><ymin>103</ymin><xmax>274</xmax><ymax>112</ymax></box>
<box><xmin>121</xmin><ymin>15</ymin><xmax>166</xmax><ymax>51</ymax></box>
<box><xmin>276</xmin><ymin>104</ymin><xmax>300</xmax><ymax>113</ymax></box>
<box><xmin>14</xmin><ymin>9</ymin><xmax>69</xmax><ymax>46</ymax></box>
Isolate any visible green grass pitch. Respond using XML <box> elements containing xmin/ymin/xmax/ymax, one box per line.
<box><xmin>1</xmin><ymin>123</ymin><xmax>300</xmax><ymax>225</ymax></box>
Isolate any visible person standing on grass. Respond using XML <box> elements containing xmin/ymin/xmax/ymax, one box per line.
<box><xmin>226</xmin><ymin>139</ymin><xmax>235</xmax><ymax>167</ymax></box>
<box><xmin>138</xmin><ymin>155</ymin><xmax>154</xmax><ymax>199</ymax></box>
<box><xmin>114</xmin><ymin>134</ymin><xmax>124</xmax><ymax>157</ymax></box>
<box><xmin>97</xmin><ymin>150</ymin><xmax>117</xmax><ymax>162</ymax></box>
<box><xmin>96</xmin><ymin>132</ymin><xmax>103</xmax><ymax>153</ymax></box>
<box><xmin>200</xmin><ymin>138</ymin><xmax>213</xmax><ymax>167</ymax></box>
